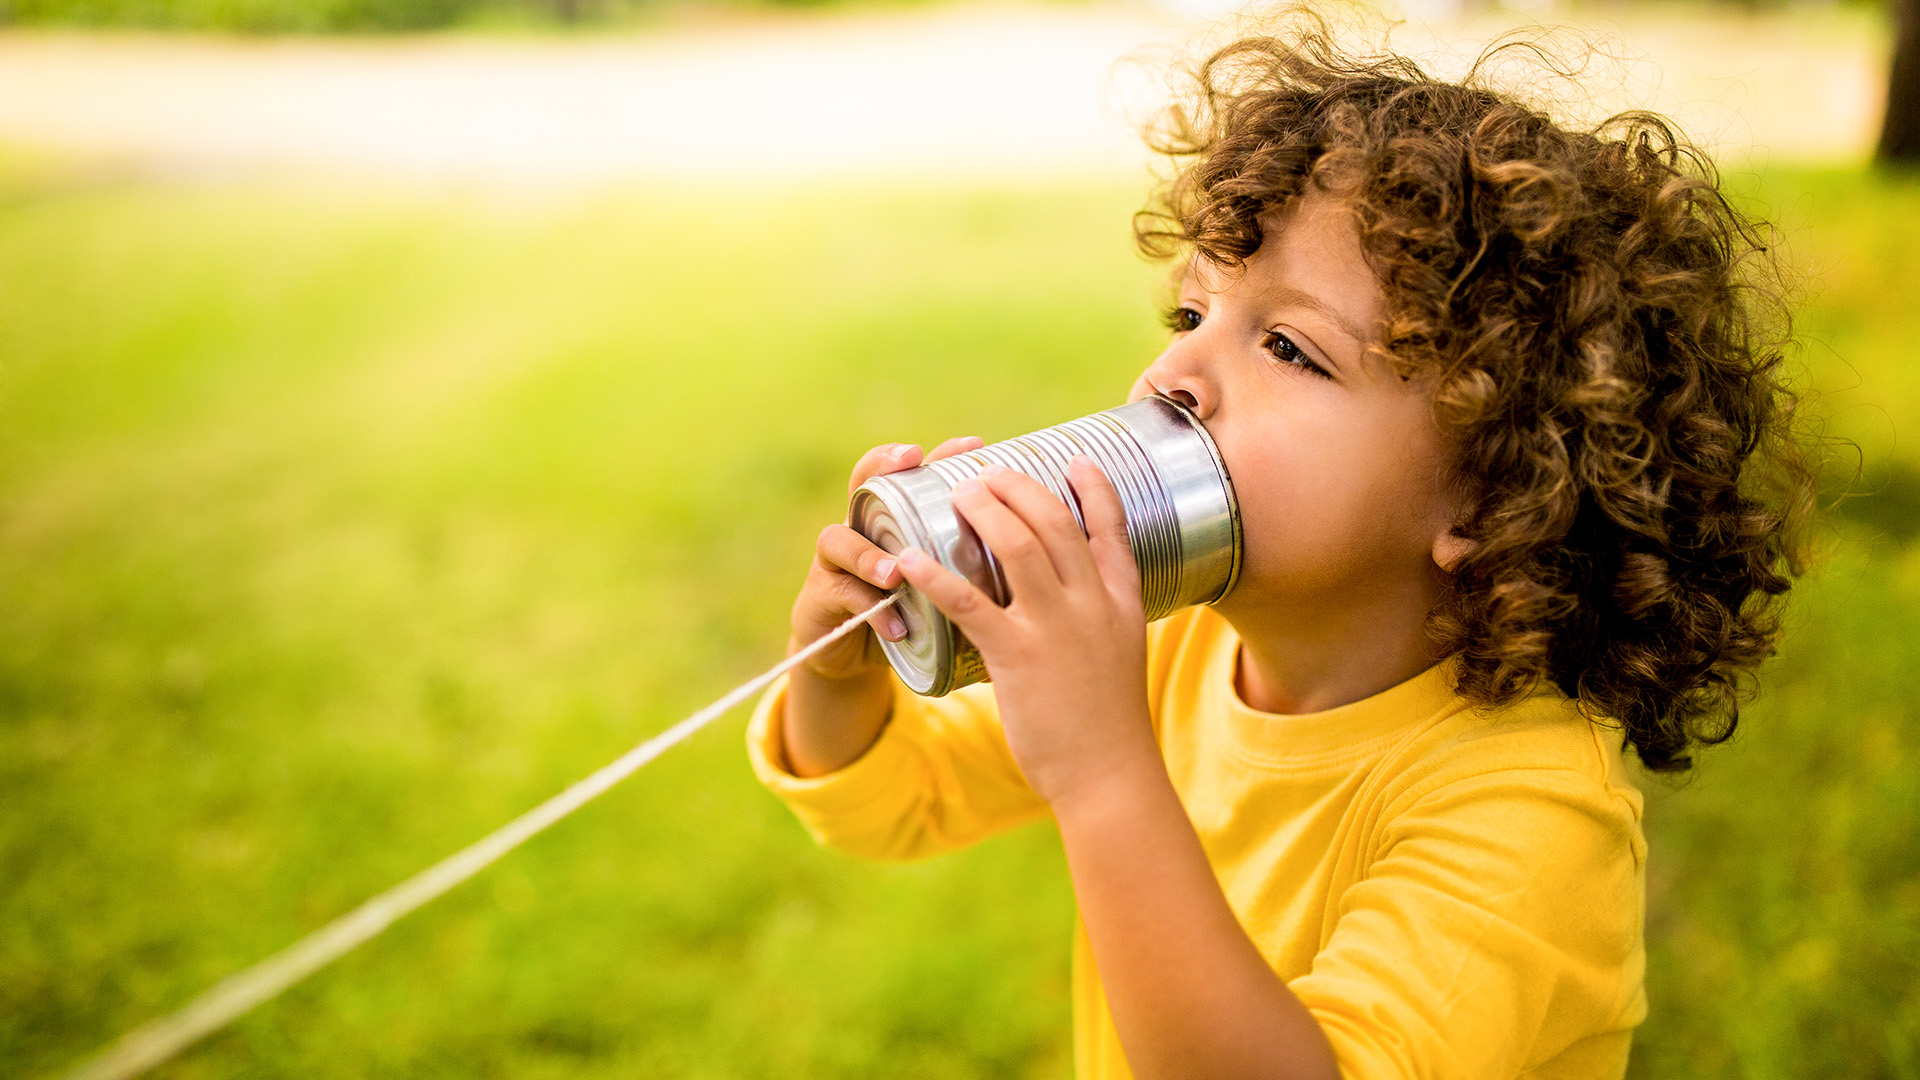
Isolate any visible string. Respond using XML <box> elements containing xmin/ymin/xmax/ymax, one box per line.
<box><xmin>58</xmin><ymin>593</ymin><xmax>902</xmax><ymax>1080</ymax></box>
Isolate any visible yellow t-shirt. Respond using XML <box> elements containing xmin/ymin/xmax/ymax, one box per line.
<box><xmin>747</xmin><ymin>606</ymin><xmax>1648</xmax><ymax>1080</ymax></box>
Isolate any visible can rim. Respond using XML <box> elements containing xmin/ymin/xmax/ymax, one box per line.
<box><xmin>1149</xmin><ymin>393</ymin><xmax>1243</xmax><ymax>606</ymax></box>
<box><xmin>848</xmin><ymin>480</ymin><xmax>952</xmax><ymax>696</ymax></box>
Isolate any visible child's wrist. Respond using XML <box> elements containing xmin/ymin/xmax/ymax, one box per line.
<box><xmin>1045</xmin><ymin>747</ymin><xmax>1175</xmax><ymax>832</ymax></box>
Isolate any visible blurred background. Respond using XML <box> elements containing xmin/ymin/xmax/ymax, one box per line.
<box><xmin>0</xmin><ymin>0</ymin><xmax>1915</xmax><ymax>1075</ymax></box>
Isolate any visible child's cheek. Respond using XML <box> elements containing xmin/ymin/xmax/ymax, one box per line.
<box><xmin>1232</xmin><ymin>450</ymin><xmax>1352</xmax><ymax>579</ymax></box>
<box><xmin>1231</xmin><ymin>412</ymin><xmax>1434</xmax><ymax>590</ymax></box>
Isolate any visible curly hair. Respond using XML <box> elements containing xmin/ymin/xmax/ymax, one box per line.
<box><xmin>1136</xmin><ymin>18</ymin><xmax>1816</xmax><ymax>772</ymax></box>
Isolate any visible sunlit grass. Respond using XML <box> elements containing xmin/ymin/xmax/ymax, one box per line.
<box><xmin>0</xmin><ymin>162</ymin><xmax>1914</xmax><ymax>1078</ymax></box>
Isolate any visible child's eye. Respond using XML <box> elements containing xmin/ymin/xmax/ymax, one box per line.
<box><xmin>1265</xmin><ymin>331</ymin><xmax>1330</xmax><ymax>378</ymax></box>
<box><xmin>1163</xmin><ymin>305</ymin><xmax>1204</xmax><ymax>333</ymax></box>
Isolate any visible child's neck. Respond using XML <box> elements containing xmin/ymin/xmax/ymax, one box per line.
<box><xmin>1222</xmin><ymin>585</ymin><xmax>1446</xmax><ymax>716</ymax></box>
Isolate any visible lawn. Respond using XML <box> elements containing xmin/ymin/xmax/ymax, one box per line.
<box><xmin>1</xmin><ymin>158</ymin><xmax>1915</xmax><ymax>1079</ymax></box>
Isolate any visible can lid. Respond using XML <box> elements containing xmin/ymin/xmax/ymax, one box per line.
<box><xmin>848</xmin><ymin>481</ymin><xmax>952</xmax><ymax>696</ymax></box>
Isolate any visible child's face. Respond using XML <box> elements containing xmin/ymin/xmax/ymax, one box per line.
<box><xmin>1128</xmin><ymin>192</ymin><xmax>1461</xmax><ymax>627</ymax></box>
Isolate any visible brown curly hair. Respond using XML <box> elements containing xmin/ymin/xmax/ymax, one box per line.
<box><xmin>1136</xmin><ymin>18</ymin><xmax>1816</xmax><ymax>772</ymax></box>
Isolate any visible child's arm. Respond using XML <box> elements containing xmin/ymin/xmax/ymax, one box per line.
<box><xmin>896</xmin><ymin>460</ymin><xmax>1341</xmax><ymax>1080</ymax></box>
<box><xmin>1057</xmin><ymin>764</ymin><xmax>1342</xmax><ymax>1080</ymax></box>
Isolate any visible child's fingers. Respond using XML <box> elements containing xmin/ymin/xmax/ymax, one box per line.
<box><xmin>804</xmin><ymin>560</ymin><xmax>906</xmax><ymax>643</ymax></box>
<box><xmin>951</xmin><ymin>476</ymin><xmax>1065</xmax><ymax>605</ymax></box>
<box><xmin>978</xmin><ymin>465</ymin><xmax>1102</xmax><ymax>589</ymax></box>
<box><xmin>1069</xmin><ymin>455</ymin><xmax>1141</xmax><ymax>600</ymax></box>
<box><xmin>811</xmin><ymin>525</ymin><xmax>907</xmax><ymax>642</ymax></box>
<box><xmin>816</xmin><ymin>523</ymin><xmax>901</xmax><ymax>589</ymax></box>
<box><xmin>925</xmin><ymin>435</ymin><xmax>984</xmax><ymax>463</ymax></box>
<box><xmin>896</xmin><ymin>547</ymin><xmax>1007</xmax><ymax>644</ymax></box>
<box><xmin>846</xmin><ymin>442</ymin><xmax>925</xmax><ymax>497</ymax></box>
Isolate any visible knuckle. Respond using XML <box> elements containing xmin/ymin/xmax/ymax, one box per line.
<box><xmin>805</xmin><ymin>566</ymin><xmax>846</xmax><ymax>600</ymax></box>
<box><xmin>1001</xmin><ymin>534</ymin><xmax>1041</xmax><ymax>560</ymax></box>
<box><xmin>804</xmin><ymin>554</ymin><xmax>838</xmax><ymax>583</ymax></box>
<box><xmin>816</xmin><ymin>527</ymin><xmax>861</xmax><ymax>568</ymax></box>
<box><xmin>1041</xmin><ymin>500</ymin><xmax>1081</xmax><ymax>531</ymax></box>
<box><xmin>833</xmin><ymin>576</ymin><xmax>879</xmax><ymax>609</ymax></box>
<box><xmin>998</xmin><ymin>471</ymin><xmax>1040</xmax><ymax>497</ymax></box>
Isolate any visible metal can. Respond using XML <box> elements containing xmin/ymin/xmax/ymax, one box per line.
<box><xmin>849</xmin><ymin>394</ymin><xmax>1242</xmax><ymax>696</ymax></box>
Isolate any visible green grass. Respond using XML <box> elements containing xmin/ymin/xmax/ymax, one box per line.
<box><xmin>1626</xmin><ymin>168</ymin><xmax>1920</xmax><ymax>1079</ymax></box>
<box><xmin>0</xmin><ymin>160</ymin><xmax>1915</xmax><ymax>1079</ymax></box>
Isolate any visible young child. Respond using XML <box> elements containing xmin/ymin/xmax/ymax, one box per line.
<box><xmin>748</xmin><ymin>20</ymin><xmax>1810</xmax><ymax>1080</ymax></box>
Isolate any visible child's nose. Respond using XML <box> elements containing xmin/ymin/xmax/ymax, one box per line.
<box><xmin>1159</xmin><ymin>384</ymin><xmax>1201</xmax><ymax>411</ymax></box>
<box><xmin>1138</xmin><ymin>344</ymin><xmax>1215</xmax><ymax>419</ymax></box>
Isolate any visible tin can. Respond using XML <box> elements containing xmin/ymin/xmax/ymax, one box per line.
<box><xmin>849</xmin><ymin>394</ymin><xmax>1241</xmax><ymax>696</ymax></box>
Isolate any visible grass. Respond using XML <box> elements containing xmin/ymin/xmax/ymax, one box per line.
<box><xmin>0</xmin><ymin>159</ymin><xmax>1915</xmax><ymax>1079</ymax></box>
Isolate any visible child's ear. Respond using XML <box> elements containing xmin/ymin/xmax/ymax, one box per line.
<box><xmin>1432</xmin><ymin>531</ymin><xmax>1476</xmax><ymax>573</ymax></box>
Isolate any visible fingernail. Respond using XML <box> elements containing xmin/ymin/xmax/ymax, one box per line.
<box><xmin>885</xmin><ymin>614</ymin><xmax>908</xmax><ymax>639</ymax></box>
<box><xmin>899</xmin><ymin>547</ymin><xmax>927</xmax><ymax>566</ymax></box>
<box><xmin>980</xmin><ymin>464</ymin><xmax>1009</xmax><ymax>477</ymax></box>
<box><xmin>874</xmin><ymin>557</ymin><xmax>897</xmax><ymax>583</ymax></box>
<box><xmin>953</xmin><ymin>478</ymin><xmax>981</xmax><ymax>497</ymax></box>
<box><xmin>898</xmin><ymin>443</ymin><xmax>921</xmax><ymax>457</ymax></box>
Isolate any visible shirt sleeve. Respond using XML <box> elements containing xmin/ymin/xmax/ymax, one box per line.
<box><xmin>745</xmin><ymin>672</ymin><xmax>1049</xmax><ymax>861</ymax></box>
<box><xmin>1288</xmin><ymin>767</ymin><xmax>1647</xmax><ymax>1080</ymax></box>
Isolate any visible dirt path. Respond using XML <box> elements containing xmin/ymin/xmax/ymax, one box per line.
<box><xmin>0</xmin><ymin>3</ymin><xmax>1887</xmax><ymax>183</ymax></box>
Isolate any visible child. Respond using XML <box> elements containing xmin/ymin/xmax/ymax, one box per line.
<box><xmin>748</xmin><ymin>19</ymin><xmax>1811</xmax><ymax>1080</ymax></box>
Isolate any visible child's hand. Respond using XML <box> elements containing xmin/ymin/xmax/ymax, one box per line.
<box><xmin>790</xmin><ymin>436</ymin><xmax>984</xmax><ymax>680</ymax></box>
<box><xmin>896</xmin><ymin>457</ymin><xmax>1160</xmax><ymax>808</ymax></box>
<box><xmin>781</xmin><ymin>435</ymin><xmax>983</xmax><ymax>779</ymax></box>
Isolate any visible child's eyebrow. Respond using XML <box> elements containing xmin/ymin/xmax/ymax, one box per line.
<box><xmin>1267</xmin><ymin>284</ymin><xmax>1370</xmax><ymax>347</ymax></box>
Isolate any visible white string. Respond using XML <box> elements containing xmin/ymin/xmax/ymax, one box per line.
<box><xmin>59</xmin><ymin>594</ymin><xmax>901</xmax><ymax>1080</ymax></box>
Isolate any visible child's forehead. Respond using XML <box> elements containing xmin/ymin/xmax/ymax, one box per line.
<box><xmin>1181</xmin><ymin>254</ymin><xmax>1237</xmax><ymax>291</ymax></box>
<box><xmin>1182</xmin><ymin>195</ymin><xmax>1369</xmax><ymax>287</ymax></box>
<box><xmin>1179</xmin><ymin>199</ymin><xmax>1382</xmax><ymax>332</ymax></box>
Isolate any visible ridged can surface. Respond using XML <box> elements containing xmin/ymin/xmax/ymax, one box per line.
<box><xmin>849</xmin><ymin>395</ymin><xmax>1241</xmax><ymax>697</ymax></box>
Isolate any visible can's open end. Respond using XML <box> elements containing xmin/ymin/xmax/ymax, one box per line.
<box><xmin>848</xmin><ymin>484</ymin><xmax>951</xmax><ymax>696</ymax></box>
